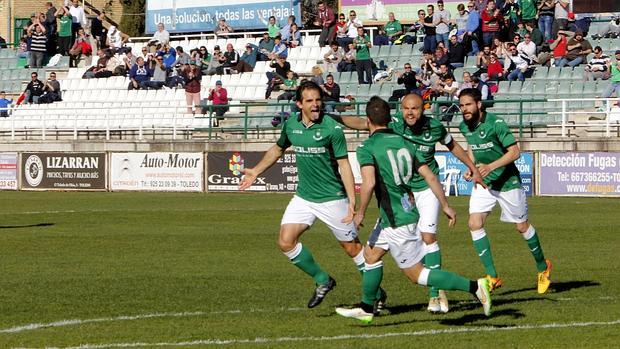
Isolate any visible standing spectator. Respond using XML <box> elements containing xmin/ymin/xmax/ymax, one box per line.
<box><xmin>354</xmin><ymin>27</ymin><xmax>372</xmax><ymax>84</ymax></box>
<box><xmin>265</xmin><ymin>54</ymin><xmax>291</xmax><ymax>99</ymax></box>
<box><xmin>266</xmin><ymin>16</ymin><xmax>280</xmax><ymax>38</ymax></box>
<box><xmin>91</xmin><ymin>12</ymin><xmax>105</xmax><ymax>50</ymax></box>
<box><xmin>338</xmin><ymin>42</ymin><xmax>356</xmax><ymax>72</ymax></box>
<box><xmin>584</xmin><ymin>46</ymin><xmax>611</xmax><ymax>81</ymax></box>
<box><xmin>69</xmin><ymin>0</ymin><xmax>86</xmax><ymax>45</ymax></box>
<box><xmin>279</xmin><ymin>15</ymin><xmax>296</xmax><ymax>41</ymax></box>
<box><xmin>389</xmin><ymin>63</ymin><xmax>422</xmax><ymax>102</ymax></box>
<box><xmin>556</xmin><ymin>30</ymin><xmax>591</xmax><ymax>68</ymax></box>
<box><xmin>481</xmin><ymin>1</ymin><xmax>502</xmax><ymax>46</ymax></box>
<box><xmin>207</xmin><ymin>80</ymin><xmax>228</xmax><ymax>125</ymax></box>
<box><xmin>222</xmin><ymin>43</ymin><xmax>240</xmax><ymax>73</ymax></box>
<box><xmin>148</xmin><ymin>23</ymin><xmax>170</xmax><ymax>52</ymax></box>
<box><xmin>0</xmin><ymin>91</ymin><xmax>12</xmax><ymax>118</ymax></box>
<box><xmin>453</xmin><ymin>4</ymin><xmax>469</xmax><ymax>39</ymax></box>
<box><xmin>520</xmin><ymin>0</ymin><xmax>536</xmax><ymax>23</ymax></box>
<box><xmin>24</xmin><ymin>72</ymin><xmax>44</xmax><ymax>104</ymax></box>
<box><xmin>316</xmin><ymin>1</ymin><xmax>336</xmax><ymax>47</ymax></box>
<box><xmin>345</xmin><ymin>10</ymin><xmax>363</xmax><ymax>49</ymax></box>
<box><xmin>268</xmin><ymin>36</ymin><xmax>288</xmax><ymax>60</ymax></box>
<box><xmin>68</xmin><ymin>27</ymin><xmax>92</xmax><ymax>67</ymax></box>
<box><xmin>55</xmin><ymin>6</ymin><xmax>72</xmax><ymax>56</ymax></box>
<box><xmin>321</xmin><ymin>74</ymin><xmax>340</xmax><ymax>112</ymax></box>
<box><xmin>128</xmin><ymin>57</ymin><xmax>152</xmax><ymax>90</ymax></box>
<box><xmin>181</xmin><ymin>63</ymin><xmax>202</xmax><ymax>114</ymax></box>
<box><xmin>434</xmin><ymin>1</ymin><xmax>451</xmax><ymax>45</ymax></box>
<box><xmin>258</xmin><ymin>32</ymin><xmax>274</xmax><ymax>61</ymax></box>
<box><xmin>537</xmin><ymin>0</ymin><xmax>555</xmax><ymax>42</ymax></box>
<box><xmin>205</xmin><ymin>45</ymin><xmax>224</xmax><ymax>75</ymax></box>
<box><xmin>504</xmin><ymin>43</ymin><xmax>529</xmax><ymax>81</ymax></box>
<box><xmin>106</xmin><ymin>26</ymin><xmax>129</xmax><ymax>54</ymax></box>
<box><xmin>335</xmin><ymin>13</ymin><xmax>349</xmax><ymax>48</ymax></box>
<box><xmin>44</xmin><ymin>2</ymin><xmax>57</xmax><ymax>55</ymax></box>
<box><xmin>215</xmin><ymin>18</ymin><xmax>233</xmax><ymax>36</ymax></box>
<box><xmin>602</xmin><ymin>51</ymin><xmax>620</xmax><ymax>105</ymax></box>
<box><xmin>502</xmin><ymin>0</ymin><xmax>520</xmax><ymax>30</ymax></box>
<box><xmin>235</xmin><ymin>44</ymin><xmax>258</xmax><ymax>73</ymax></box>
<box><xmin>38</xmin><ymin>71</ymin><xmax>62</xmax><ymax>103</ymax></box>
<box><xmin>464</xmin><ymin>1</ymin><xmax>480</xmax><ymax>55</ymax></box>
<box><xmin>552</xmin><ymin>0</ymin><xmax>570</xmax><ymax>39</ymax></box>
<box><xmin>323</xmin><ymin>41</ymin><xmax>344</xmax><ymax>73</ymax></box>
<box><xmin>385</xmin><ymin>12</ymin><xmax>403</xmax><ymax>44</ymax></box>
<box><xmin>448</xmin><ymin>35</ymin><xmax>466</xmax><ymax>68</ymax></box>
<box><xmin>143</xmin><ymin>56</ymin><xmax>168</xmax><ymax>90</ymax></box>
<box><xmin>422</xmin><ymin>5</ymin><xmax>437</xmax><ymax>52</ymax></box>
<box><xmin>27</xmin><ymin>19</ymin><xmax>47</xmax><ymax>68</ymax></box>
<box><xmin>287</xmin><ymin>23</ymin><xmax>302</xmax><ymax>48</ymax></box>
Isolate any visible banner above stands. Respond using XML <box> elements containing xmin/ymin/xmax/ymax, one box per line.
<box><xmin>145</xmin><ymin>0</ymin><xmax>301</xmax><ymax>34</ymax></box>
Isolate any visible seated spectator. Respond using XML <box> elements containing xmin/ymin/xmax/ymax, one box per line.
<box><xmin>27</xmin><ymin>18</ymin><xmax>47</xmax><ymax>68</ymax></box>
<box><xmin>546</xmin><ymin>31</ymin><xmax>568</xmax><ymax>67</ymax></box>
<box><xmin>447</xmin><ymin>35</ymin><xmax>465</xmax><ymax>68</ymax></box>
<box><xmin>430</xmin><ymin>62</ymin><xmax>452</xmax><ymax>90</ymax></box>
<box><xmin>323</xmin><ymin>41</ymin><xmax>344</xmax><ymax>73</ymax></box>
<box><xmin>235</xmin><ymin>43</ymin><xmax>258</xmax><ymax>73</ymax></box>
<box><xmin>83</xmin><ymin>49</ymin><xmax>113</xmax><ymax>78</ymax></box>
<box><xmin>585</xmin><ymin>46</ymin><xmax>611</xmax><ymax>81</ymax></box>
<box><xmin>143</xmin><ymin>55</ymin><xmax>168</xmax><ymax>89</ymax></box>
<box><xmin>476</xmin><ymin>45</ymin><xmax>492</xmax><ymax>70</ymax></box>
<box><xmin>222</xmin><ymin>43</ymin><xmax>240</xmax><ymax>74</ymax></box>
<box><xmin>472</xmin><ymin>76</ymin><xmax>492</xmax><ymax>100</ymax></box>
<box><xmin>400</xmin><ymin>10</ymin><xmax>425</xmax><ymax>45</ymax></box>
<box><xmin>279</xmin><ymin>15</ymin><xmax>296</xmax><ymax>42</ymax></box>
<box><xmin>106</xmin><ymin>26</ymin><xmax>129</xmax><ymax>54</ymax></box>
<box><xmin>69</xmin><ymin>27</ymin><xmax>92</xmax><ymax>67</ymax></box>
<box><xmin>268</xmin><ymin>36</ymin><xmax>288</xmax><ymax>60</ymax></box>
<box><xmin>525</xmin><ymin>21</ymin><xmax>543</xmax><ymax>48</ymax></box>
<box><xmin>257</xmin><ymin>32</ymin><xmax>274</xmax><ymax>61</ymax></box>
<box><xmin>0</xmin><ymin>91</ymin><xmax>12</xmax><ymax>117</ymax></box>
<box><xmin>458</xmin><ymin>71</ymin><xmax>473</xmax><ymax>94</ymax></box>
<box><xmin>436</xmin><ymin>74</ymin><xmax>459</xmax><ymax>100</ymax></box>
<box><xmin>602</xmin><ymin>51</ymin><xmax>620</xmax><ymax>105</ymax></box>
<box><xmin>517</xmin><ymin>33</ymin><xmax>537</xmax><ymax>63</ymax></box>
<box><xmin>310</xmin><ymin>65</ymin><xmax>325</xmax><ymax>86</ymax></box>
<box><xmin>265</xmin><ymin>54</ymin><xmax>290</xmax><ymax>99</ymax></box>
<box><xmin>174</xmin><ymin>46</ymin><xmax>191</xmax><ymax>66</ymax></box>
<box><xmin>286</xmin><ymin>24</ymin><xmax>302</xmax><ymax>48</ymax></box>
<box><xmin>207</xmin><ymin>80</ymin><xmax>228</xmax><ymax>125</ymax></box>
<box><xmin>491</xmin><ymin>37</ymin><xmax>507</xmax><ymax>60</ymax></box>
<box><xmin>434</xmin><ymin>46</ymin><xmax>449</xmax><ymax>67</ymax></box>
<box><xmin>335</xmin><ymin>13</ymin><xmax>349</xmax><ymax>48</ymax></box>
<box><xmin>389</xmin><ymin>63</ymin><xmax>423</xmax><ymax>103</ymax></box>
<box><xmin>385</xmin><ymin>12</ymin><xmax>403</xmax><ymax>44</ymax></box>
<box><xmin>215</xmin><ymin>18</ymin><xmax>233</xmax><ymax>36</ymax></box>
<box><xmin>592</xmin><ymin>16</ymin><xmax>620</xmax><ymax>39</ymax></box>
<box><xmin>38</xmin><ymin>71</ymin><xmax>62</xmax><ymax>103</ymax></box>
<box><xmin>198</xmin><ymin>46</ymin><xmax>211</xmax><ymax>73</ymax></box>
<box><xmin>17</xmin><ymin>37</ymin><xmax>30</xmax><ymax>61</ymax></box>
<box><xmin>556</xmin><ymin>30</ymin><xmax>592</xmax><ymax>68</ymax></box>
<box><xmin>277</xmin><ymin>70</ymin><xmax>298</xmax><ymax>102</ymax></box>
<box><xmin>373</xmin><ymin>27</ymin><xmax>390</xmax><ymax>46</ymax></box>
<box><xmin>148</xmin><ymin>23</ymin><xmax>170</xmax><ymax>52</ymax></box>
<box><xmin>420</xmin><ymin>49</ymin><xmax>437</xmax><ymax>78</ymax></box>
<box><xmin>206</xmin><ymin>45</ymin><xmax>225</xmax><ymax>75</ymax></box>
<box><xmin>128</xmin><ymin>57</ymin><xmax>152</xmax><ymax>90</ymax></box>
<box><xmin>337</xmin><ymin>42</ymin><xmax>356</xmax><ymax>72</ymax></box>
<box><xmin>321</xmin><ymin>74</ymin><xmax>340</xmax><ymax>112</ymax></box>
<box><xmin>24</xmin><ymin>71</ymin><xmax>44</xmax><ymax>104</ymax></box>
<box><xmin>487</xmin><ymin>53</ymin><xmax>504</xmax><ymax>80</ymax></box>
<box><xmin>161</xmin><ymin>44</ymin><xmax>177</xmax><ymax>68</ymax></box>
<box><xmin>181</xmin><ymin>63</ymin><xmax>202</xmax><ymax>114</ymax></box>
<box><xmin>122</xmin><ymin>48</ymin><xmax>138</xmax><ymax>71</ymax></box>
<box><xmin>504</xmin><ymin>43</ymin><xmax>530</xmax><ymax>82</ymax></box>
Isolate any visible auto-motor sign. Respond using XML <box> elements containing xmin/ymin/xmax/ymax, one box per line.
<box><xmin>21</xmin><ymin>152</ymin><xmax>106</xmax><ymax>190</ymax></box>
<box><xmin>540</xmin><ymin>152</ymin><xmax>620</xmax><ymax>196</ymax></box>
<box><xmin>110</xmin><ymin>153</ymin><xmax>203</xmax><ymax>192</ymax></box>
<box><xmin>0</xmin><ymin>153</ymin><xmax>18</xmax><ymax>190</ymax></box>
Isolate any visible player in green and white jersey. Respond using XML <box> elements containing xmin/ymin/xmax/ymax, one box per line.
<box><xmin>458</xmin><ymin>88</ymin><xmax>552</xmax><ymax>294</ymax></box>
<box><xmin>335</xmin><ymin>97</ymin><xmax>492</xmax><ymax>324</ymax></box>
<box><xmin>239</xmin><ymin>81</ymin><xmax>384</xmax><ymax>310</ymax></box>
<box><xmin>335</xmin><ymin>93</ymin><xmax>485</xmax><ymax>313</ymax></box>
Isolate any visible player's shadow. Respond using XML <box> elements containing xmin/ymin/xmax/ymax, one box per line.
<box><xmin>383</xmin><ymin>302</ymin><xmax>428</xmax><ymax>315</ymax></box>
<box><xmin>439</xmin><ymin>308</ymin><xmax>525</xmax><ymax>325</ymax></box>
<box><xmin>498</xmin><ymin>280</ymin><xmax>600</xmax><ymax>296</ymax></box>
<box><xmin>448</xmin><ymin>296</ymin><xmax>551</xmax><ymax>313</ymax></box>
<box><xmin>0</xmin><ymin>222</ymin><xmax>54</xmax><ymax>229</ymax></box>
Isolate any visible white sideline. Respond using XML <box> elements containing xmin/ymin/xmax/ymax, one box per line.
<box><xmin>16</xmin><ymin>320</ymin><xmax>620</xmax><ymax>349</ymax></box>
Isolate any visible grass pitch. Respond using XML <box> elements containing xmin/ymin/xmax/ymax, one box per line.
<box><xmin>0</xmin><ymin>192</ymin><xmax>619</xmax><ymax>348</ymax></box>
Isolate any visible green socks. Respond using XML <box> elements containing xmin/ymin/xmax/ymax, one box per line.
<box><xmin>285</xmin><ymin>243</ymin><xmax>329</xmax><ymax>285</ymax></box>
<box><xmin>362</xmin><ymin>261</ymin><xmax>383</xmax><ymax>306</ymax></box>
<box><xmin>424</xmin><ymin>242</ymin><xmax>442</xmax><ymax>298</ymax></box>
<box><xmin>522</xmin><ymin>225</ymin><xmax>547</xmax><ymax>272</ymax></box>
<box><xmin>471</xmin><ymin>229</ymin><xmax>498</xmax><ymax>277</ymax></box>
<box><xmin>353</xmin><ymin>250</ymin><xmax>385</xmax><ymax>301</ymax></box>
<box><xmin>424</xmin><ymin>268</ymin><xmax>472</xmax><ymax>292</ymax></box>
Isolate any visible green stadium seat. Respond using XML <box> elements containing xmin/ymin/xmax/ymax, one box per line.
<box><xmin>583</xmin><ymin>81</ymin><xmax>597</xmax><ymax>96</ymax></box>
<box><xmin>377</xmin><ymin>46</ymin><xmax>390</xmax><ymax>58</ymax></box>
<box><xmin>571</xmin><ymin>66</ymin><xmax>585</xmax><ymax>80</ymax></box>
<box><xmin>369</xmin><ymin>84</ymin><xmax>381</xmax><ymax>97</ymax></box>
<box><xmin>532</xmin><ymin>81</ymin><xmax>546</xmax><ymax>95</ymax></box>
<box><xmin>547</xmin><ymin>67</ymin><xmax>561</xmax><ymax>80</ymax></box>
<box><xmin>558</xmin><ymin>67</ymin><xmax>572</xmax><ymax>80</ymax></box>
<box><xmin>521</xmin><ymin>80</ymin><xmax>534</xmax><ymax>93</ymax></box>
<box><xmin>369</xmin><ymin>46</ymin><xmax>380</xmax><ymax>58</ymax></box>
<box><xmin>453</xmin><ymin>67</ymin><xmax>464</xmax><ymax>79</ymax></box>
<box><xmin>558</xmin><ymin>81</ymin><xmax>571</xmax><ymax>94</ymax></box>
<box><xmin>570</xmin><ymin>83</ymin><xmax>583</xmax><ymax>95</ymax></box>
<box><xmin>508</xmin><ymin>81</ymin><xmax>523</xmax><ymax>94</ymax></box>
<box><xmin>497</xmin><ymin>81</ymin><xmax>510</xmax><ymax>94</ymax></box>
<box><xmin>545</xmin><ymin>80</ymin><xmax>559</xmax><ymax>95</ymax></box>
<box><xmin>531</xmin><ymin>66</ymin><xmax>548</xmax><ymax>79</ymax></box>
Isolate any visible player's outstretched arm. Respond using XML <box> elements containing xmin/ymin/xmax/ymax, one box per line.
<box><xmin>337</xmin><ymin>157</ymin><xmax>357</xmax><ymax>224</ymax></box>
<box><xmin>339</xmin><ymin>116</ymin><xmax>369</xmax><ymax>130</ymax></box>
<box><xmin>447</xmin><ymin>140</ymin><xmax>487</xmax><ymax>188</ymax></box>
<box><xmin>355</xmin><ymin>165</ymin><xmax>376</xmax><ymax>230</ymax></box>
<box><xmin>418</xmin><ymin>164</ymin><xmax>456</xmax><ymax>228</ymax></box>
<box><xmin>477</xmin><ymin>143</ymin><xmax>520</xmax><ymax>178</ymax></box>
<box><xmin>239</xmin><ymin>144</ymin><xmax>284</xmax><ymax>190</ymax></box>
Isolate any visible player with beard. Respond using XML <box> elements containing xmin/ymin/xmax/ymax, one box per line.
<box><xmin>333</xmin><ymin>93</ymin><xmax>484</xmax><ymax>313</ymax></box>
<box><xmin>239</xmin><ymin>81</ymin><xmax>386</xmax><ymax>310</ymax></box>
<box><xmin>458</xmin><ymin>88</ymin><xmax>552</xmax><ymax>294</ymax></box>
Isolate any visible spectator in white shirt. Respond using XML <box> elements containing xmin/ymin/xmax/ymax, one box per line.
<box><xmin>68</xmin><ymin>0</ymin><xmax>86</xmax><ymax>45</ymax></box>
<box><xmin>346</xmin><ymin>11</ymin><xmax>363</xmax><ymax>39</ymax></box>
<box><xmin>434</xmin><ymin>0</ymin><xmax>451</xmax><ymax>45</ymax></box>
<box><xmin>517</xmin><ymin>33</ymin><xmax>537</xmax><ymax>63</ymax></box>
<box><xmin>504</xmin><ymin>43</ymin><xmax>530</xmax><ymax>81</ymax></box>
<box><xmin>148</xmin><ymin>23</ymin><xmax>170</xmax><ymax>53</ymax></box>
<box><xmin>585</xmin><ymin>46</ymin><xmax>611</xmax><ymax>81</ymax></box>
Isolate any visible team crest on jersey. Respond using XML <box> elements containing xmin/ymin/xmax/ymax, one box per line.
<box><xmin>478</xmin><ymin>129</ymin><xmax>486</xmax><ymax>139</ymax></box>
<box><xmin>228</xmin><ymin>152</ymin><xmax>244</xmax><ymax>176</ymax></box>
<box><xmin>423</xmin><ymin>130</ymin><xmax>433</xmax><ymax>141</ymax></box>
<box><xmin>313</xmin><ymin>130</ymin><xmax>323</xmax><ymax>141</ymax></box>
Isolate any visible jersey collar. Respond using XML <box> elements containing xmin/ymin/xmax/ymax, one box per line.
<box><xmin>370</xmin><ymin>128</ymin><xmax>395</xmax><ymax>137</ymax></box>
<box><xmin>297</xmin><ymin>112</ymin><xmax>325</xmax><ymax>128</ymax></box>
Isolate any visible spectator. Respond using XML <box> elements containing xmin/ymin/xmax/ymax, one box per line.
<box><xmin>537</xmin><ymin>0</ymin><xmax>555</xmax><ymax>42</ymax></box>
<box><xmin>501</xmin><ymin>0</ymin><xmax>520</xmax><ymax>32</ymax></box>
<box><xmin>476</xmin><ymin>45</ymin><xmax>492</xmax><ymax>70</ymax></box>
<box><xmin>68</xmin><ymin>27</ymin><xmax>92</xmax><ymax>67</ymax></box>
<box><xmin>106</xmin><ymin>26</ymin><xmax>129</xmax><ymax>54</ymax></box>
<box><xmin>24</xmin><ymin>71</ymin><xmax>44</xmax><ymax>104</ymax></box>
<box><xmin>448</xmin><ymin>35</ymin><xmax>466</xmax><ymax>68</ymax></box>
<box><xmin>258</xmin><ymin>32</ymin><xmax>274</xmax><ymax>61</ymax></box>
<box><xmin>422</xmin><ymin>5</ymin><xmax>437</xmax><ymax>52</ymax></box>
<box><xmin>148</xmin><ymin>23</ymin><xmax>170</xmax><ymax>52</ymax></box>
<box><xmin>525</xmin><ymin>21</ymin><xmax>544</xmax><ymax>48</ymax></box>
<box><xmin>345</xmin><ymin>10</ymin><xmax>363</xmax><ymax>49</ymax></box>
<box><xmin>514</xmin><ymin>22</ymin><xmax>528</xmax><ymax>40</ymax></box>
<box><xmin>83</xmin><ymin>49</ymin><xmax>112</xmax><ymax>78</ymax></box>
<box><xmin>552</xmin><ymin>0</ymin><xmax>570</xmax><ymax>38</ymax></box>
<box><xmin>434</xmin><ymin>1</ymin><xmax>451</xmax><ymax>45</ymax></box>
<box><xmin>517</xmin><ymin>32</ymin><xmax>537</xmax><ymax>63</ymax></box>
<box><xmin>421</xmin><ymin>49</ymin><xmax>438</xmax><ymax>78</ymax></box>
<box><xmin>235</xmin><ymin>44</ymin><xmax>258</xmax><ymax>73</ymax></box>
<box><xmin>268</xmin><ymin>36</ymin><xmax>288</xmax><ymax>60</ymax></box>
<box><xmin>215</xmin><ymin>18</ymin><xmax>233</xmax><ymax>36</ymax></box>
<box><xmin>122</xmin><ymin>48</ymin><xmax>138</xmax><ymax>69</ymax></box>
<box><xmin>430</xmin><ymin>62</ymin><xmax>452</xmax><ymax>89</ymax></box>
<box><xmin>564</xmin><ymin>12</ymin><xmax>579</xmax><ymax>33</ymax></box>
<box><xmin>504</xmin><ymin>43</ymin><xmax>529</xmax><ymax>81</ymax></box>
<box><xmin>373</xmin><ymin>27</ymin><xmax>390</xmax><ymax>46</ymax></box>
<box><xmin>385</xmin><ymin>12</ymin><xmax>403</xmax><ymax>44</ymax></box>
<box><xmin>434</xmin><ymin>73</ymin><xmax>459</xmax><ymax>101</ymax></box>
<box><xmin>487</xmin><ymin>53</ymin><xmax>505</xmax><ymax>80</ymax></box>
<box><xmin>128</xmin><ymin>57</ymin><xmax>152</xmax><ymax>90</ymax></box>
<box><xmin>481</xmin><ymin>1</ymin><xmax>502</xmax><ymax>46</ymax></box>
<box><xmin>265</xmin><ymin>54</ymin><xmax>291</xmax><ymax>99</ymax></box>
<box><xmin>458</xmin><ymin>71</ymin><xmax>474</xmax><ymax>93</ymax></box>
<box><xmin>17</xmin><ymin>37</ymin><xmax>30</xmax><ymax>62</ymax></box>
<box><xmin>206</xmin><ymin>45</ymin><xmax>224</xmax><ymax>75</ymax></box>
<box><xmin>175</xmin><ymin>46</ymin><xmax>191</xmax><ymax>65</ymax></box>
<box><xmin>44</xmin><ymin>2</ymin><xmax>57</xmax><ymax>55</ymax></box>
<box><xmin>277</xmin><ymin>70</ymin><xmax>298</xmax><ymax>102</ymax></box>
<box><xmin>287</xmin><ymin>23</ymin><xmax>302</xmax><ymax>48</ymax></box>
<box><xmin>389</xmin><ymin>63</ymin><xmax>422</xmax><ymax>102</ymax></box>
<box><xmin>464</xmin><ymin>1</ymin><xmax>480</xmax><ymax>55</ymax></box>
<box><xmin>161</xmin><ymin>44</ymin><xmax>177</xmax><ymax>69</ymax></box>
<box><xmin>139</xmin><ymin>46</ymin><xmax>150</xmax><ymax>60</ymax></box>
<box><xmin>592</xmin><ymin>16</ymin><xmax>620</xmax><ymax>39</ymax></box>
<box><xmin>0</xmin><ymin>35</ymin><xmax>5</xmax><ymax>49</ymax></box>
<box><xmin>279</xmin><ymin>15</ymin><xmax>296</xmax><ymax>41</ymax></box>
<box><xmin>91</xmin><ymin>11</ymin><xmax>105</xmax><ymax>49</ymax></box>
<box><xmin>321</xmin><ymin>74</ymin><xmax>340</xmax><ymax>112</ymax></box>
<box><xmin>27</xmin><ymin>19</ymin><xmax>47</xmax><ymax>68</ymax></box>
<box><xmin>222</xmin><ymin>43</ymin><xmax>240</xmax><ymax>73</ymax></box>
<box><xmin>69</xmin><ymin>0</ymin><xmax>86</xmax><ymax>45</ymax></box>
<box><xmin>323</xmin><ymin>41</ymin><xmax>344</xmax><ymax>73</ymax></box>
<box><xmin>143</xmin><ymin>56</ymin><xmax>167</xmax><ymax>89</ymax></box>
<box><xmin>453</xmin><ymin>4</ymin><xmax>469</xmax><ymax>39</ymax></box>
<box><xmin>492</xmin><ymin>36</ymin><xmax>508</xmax><ymax>60</ymax></box>
<box><xmin>556</xmin><ymin>30</ymin><xmax>592</xmax><ymax>68</ymax></box>
<box><xmin>400</xmin><ymin>10</ymin><xmax>425</xmax><ymax>45</ymax></box>
<box><xmin>602</xmin><ymin>51</ymin><xmax>620</xmax><ymax>105</ymax></box>
<box><xmin>310</xmin><ymin>65</ymin><xmax>325</xmax><ymax>87</ymax></box>
<box><xmin>0</xmin><ymin>91</ymin><xmax>12</xmax><ymax>117</ymax></box>
<box><xmin>266</xmin><ymin>16</ymin><xmax>280</xmax><ymax>38</ymax></box>
<box><xmin>434</xmin><ymin>46</ymin><xmax>449</xmax><ymax>67</ymax></box>
<box><xmin>181</xmin><ymin>63</ymin><xmax>202</xmax><ymax>114</ymax></box>
<box><xmin>520</xmin><ymin>0</ymin><xmax>537</xmax><ymax>23</ymax></box>
<box><xmin>198</xmin><ymin>46</ymin><xmax>211</xmax><ymax>72</ymax></box>
<box><xmin>38</xmin><ymin>71</ymin><xmax>61</xmax><ymax>103</ymax></box>
<box><xmin>338</xmin><ymin>42</ymin><xmax>356</xmax><ymax>72</ymax></box>
<box><xmin>354</xmin><ymin>27</ymin><xmax>372</xmax><ymax>84</ymax></box>
<box><xmin>316</xmin><ymin>1</ymin><xmax>336</xmax><ymax>47</ymax></box>
<box><xmin>544</xmin><ymin>31</ymin><xmax>568</xmax><ymax>67</ymax></box>
<box><xmin>471</xmin><ymin>76</ymin><xmax>492</xmax><ymax>100</ymax></box>
<box><xmin>335</xmin><ymin>13</ymin><xmax>349</xmax><ymax>48</ymax></box>
<box><xmin>585</xmin><ymin>46</ymin><xmax>611</xmax><ymax>81</ymax></box>
<box><xmin>207</xmin><ymin>80</ymin><xmax>228</xmax><ymax>125</ymax></box>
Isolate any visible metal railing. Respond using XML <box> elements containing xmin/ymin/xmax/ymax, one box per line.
<box><xmin>549</xmin><ymin>98</ymin><xmax>620</xmax><ymax>137</ymax></box>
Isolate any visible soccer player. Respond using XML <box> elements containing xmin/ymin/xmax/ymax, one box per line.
<box><xmin>335</xmin><ymin>97</ymin><xmax>492</xmax><ymax>324</ymax></box>
<box><xmin>458</xmin><ymin>88</ymin><xmax>552</xmax><ymax>294</ymax></box>
<box><xmin>239</xmin><ymin>81</ymin><xmax>385</xmax><ymax>309</ymax></box>
<box><xmin>335</xmin><ymin>93</ymin><xmax>485</xmax><ymax>313</ymax></box>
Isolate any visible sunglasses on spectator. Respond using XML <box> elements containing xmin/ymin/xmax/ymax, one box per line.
<box><xmin>405</xmin><ymin>66</ymin><xmax>412</xmax><ymax>69</ymax></box>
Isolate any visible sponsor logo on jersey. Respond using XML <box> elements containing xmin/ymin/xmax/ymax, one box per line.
<box><xmin>471</xmin><ymin>142</ymin><xmax>494</xmax><ymax>150</ymax></box>
<box><xmin>228</xmin><ymin>152</ymin><xmax>244</xmax><ymax>176</ymax></box>
<box><xmin>294</xmin><ymin>146</ymin><xmax>326</xmax><ymax>154</ymax></box>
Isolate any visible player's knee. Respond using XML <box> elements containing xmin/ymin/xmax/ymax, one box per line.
<box><xmin>363</xmin><ymin>248</ymin><xmax>381</xmax><ymax>264</ymax></box>
<box><xmin>468</xmin><ymin>217</ymin><xmax>484</xmax><ymax>231</ymax></box>
<box><xmin>422</xmin><ymin>233</ymin><xmax>437</xmax><ymax>244</ymax></box>
<box><xmin>277</xmin><ymin>237</ymin><xmax>297</xmax><ymax>252</ymax></box>
<box><xmin>342</xmin><ymin>240</ymin><xmax>363</xmax><ymax>257</ymax></box>
<box><xmin>515</xmin><ymin>221</ymin><xmax>530</xmax><ymax>234</ymax></box>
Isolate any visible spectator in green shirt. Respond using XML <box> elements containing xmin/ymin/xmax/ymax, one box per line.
<box><xmin>385</xmin><ymin>12</ymin><xmax>403</xmax><ymax>45</ymax></box>
<box><xmin>354</xmin><ymin>27</ymin><xmax>372</xmax><ymax>84</ymax></box>
<box><xmin>55</xmin><ymin>6</ymin><xmax>72</xmax><ymax>56</ymax></box>
<box><xmin>266</xmin><ymin>16</ymin><xmax>280</xmax><ymax>38</ymax></box>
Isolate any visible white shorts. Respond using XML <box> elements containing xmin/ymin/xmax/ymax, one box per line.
<box><xmin>470</xmin><ymin>185</ymin><xmax>528</xmax><ymax>223</ymax></box>
<box><xmin>368</xmin><ymin>220</ymin><xmax>424</xmax><ymax>269</ymax></box>
<box><xmin>413</xmin><ymin>188</ymin><xmax>440</xmax><ymax>234</ymax></box>
<box><xmin>281</xmin><ymin>195</ymin><xmax>357</xmax><ymax>241</ymax></box>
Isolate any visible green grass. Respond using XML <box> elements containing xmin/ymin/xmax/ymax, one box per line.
<box><xmin>0</xmin><ymin>192</ymin><xmax>619</xmax><ymax>348</ymax></box>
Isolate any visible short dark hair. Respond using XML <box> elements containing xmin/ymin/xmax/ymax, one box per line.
<box><xmin>471</xmin><ymin>76</ymin><xmax>481</xmax><ymax>84</ymax></box>
<box><xmin>459</xmin><ymin>87</ymin><xmax>482</xmax><ymax>102</ymax></box>
<box><xmin>365</xmin><ymin>96</ymin><xmax>391</xmax><ymax>126</ymax></box>
<box><xmin>594</xmin><ymin>46</ymin><xmax>602</xmax><ymax>52</ymax></box>
<box><xmin>326</xmin><ymin>73</ymin><xmax>334</xmax><ymax>79</ymax></box>
<box><xmin>295</xmin><ymin>80</ymin><xmax>323</xmax><ymax>102</ymax></box>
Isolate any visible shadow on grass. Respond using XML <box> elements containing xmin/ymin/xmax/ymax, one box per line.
<box><xmin>0</xmin><ymin>222</ymin><xmax>55</xmax><ymax>229</ymax></box>
<box><xmin>498</xmin><ymin>280</ymin><xmax>600</xmax><ymax>296</ymax></box>
<box><xmin>439</xmin><ymin>308</ymin><xmax>525</xmax><ymax>325</ymax></box>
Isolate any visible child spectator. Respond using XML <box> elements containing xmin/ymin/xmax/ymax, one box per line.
<box><xmin>0</xmin><ymin>91</ymin><xmax>12</xmax><ymax>117</ymax></box>
<box><xmin>277</xmin><ymin>70</ymin><xmax>298</xmax><ymax>102</ymax></box>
